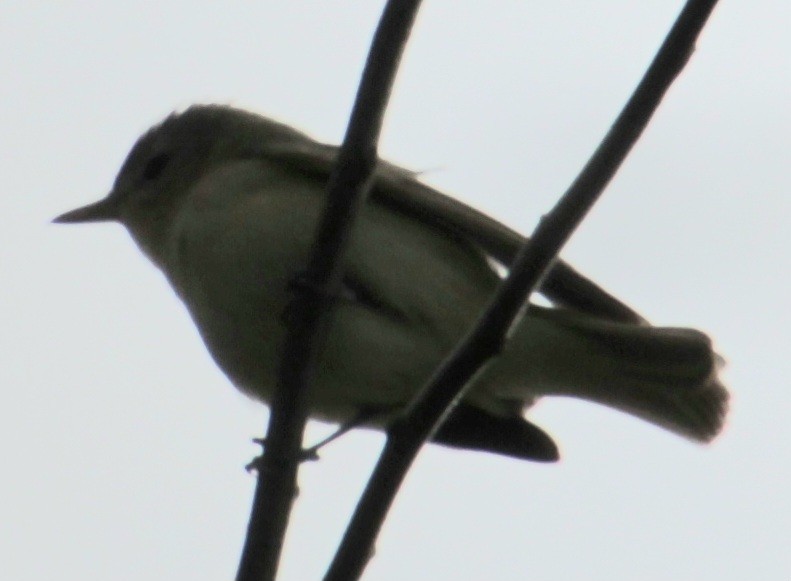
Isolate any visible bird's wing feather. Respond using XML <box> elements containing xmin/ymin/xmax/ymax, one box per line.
<box><xmin>258</xmin><ymin>139</ymin><xmax>645</xmax><ymax>324</ymax></box>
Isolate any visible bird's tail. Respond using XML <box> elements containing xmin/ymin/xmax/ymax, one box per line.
<box><xmin>496</xmin><ymin>306</ymin><xmax>728</xmax><ymax>442</ymax></box>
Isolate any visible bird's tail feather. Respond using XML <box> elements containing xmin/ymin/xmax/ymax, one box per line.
<box><xmin>508</xmin><ymin>307</ymin><xmax>728</xmax><ymax>442</ymax></box>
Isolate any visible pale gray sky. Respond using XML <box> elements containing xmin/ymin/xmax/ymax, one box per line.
<box><xmin>2</xmin><ymin>2</ymin><xmax>789</xmax><ymax>580</ymax></box>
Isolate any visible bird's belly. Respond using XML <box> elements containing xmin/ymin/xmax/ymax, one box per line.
<box><xmin>189</xmin><ymin>297</ymin><xmax>449</xmax><ymax>424</ymax></box>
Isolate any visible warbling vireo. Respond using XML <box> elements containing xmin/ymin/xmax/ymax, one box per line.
<box><xmin>54</xmin><ymin>105</ymin><xmax>728</xmax><ymax>461</ymax></box>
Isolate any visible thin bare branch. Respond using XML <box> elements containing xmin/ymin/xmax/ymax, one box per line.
<box><xmin>323</xmin><ymin>2</ymin><xmax>720</xmax><ymax>580</ymax></box>
<box><xmin>235</xmin><ymin>2</ymin><xmax>423</xmax><ymax>580</ymax></box>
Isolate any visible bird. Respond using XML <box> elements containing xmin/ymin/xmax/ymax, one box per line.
<box><xmin>54</xmin><ymin>104</ymin><xmax>728</xmax><ymax>462</ymax></box>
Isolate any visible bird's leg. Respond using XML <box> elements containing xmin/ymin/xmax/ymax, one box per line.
<box><xmin>281</xmin><ymin>272</ymin><xmax>374</xmax><ymax>327</ymax></box>
<box><xmin>300</xmin><ymin>408</ymin><xmax>384</xmax><ymax>461</ymax></box>
<box><xmin>245</xmin><ymin>408</ymin><xmax>384</xmax><ymax>472</ymax></box>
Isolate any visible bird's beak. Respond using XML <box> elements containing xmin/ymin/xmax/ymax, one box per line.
<box><xmin>53</xmin><ymin>193</ymin><xmax>121</xmax><ymax>224</ymax></box>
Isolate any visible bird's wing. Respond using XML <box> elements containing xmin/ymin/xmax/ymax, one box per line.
<box><xmin>258</xmin><ymin>139</ymin><xmax>646</xmax><ymax>324</ymax></box>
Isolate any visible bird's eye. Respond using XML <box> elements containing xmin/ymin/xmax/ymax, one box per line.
<box><xmin>141</xmin><ymin>153</ymin><xmax>170</xmax><ymax>181</ymax></box>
